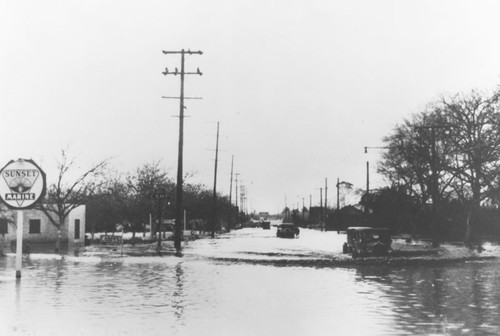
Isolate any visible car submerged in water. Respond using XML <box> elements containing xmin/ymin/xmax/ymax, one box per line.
<box><xmin>276</xmin><ymin>223</ymin><xmax>300</xmax><ymax>238</ymax></box>
<box><xmin>343</xmin><ymin>227</ymin><xmax>392</xmax><ymax>257</ymax></box>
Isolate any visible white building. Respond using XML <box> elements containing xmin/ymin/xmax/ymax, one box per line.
<box><xmin>0</xmin><ymin>205</ymin><xmax>86</xmax><ymax>253</ymax></box>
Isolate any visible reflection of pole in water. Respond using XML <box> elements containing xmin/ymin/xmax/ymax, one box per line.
<box><xmin>431</xmin><ymin>268</ymin><xmax>445</xmax><ymax>318</ymax></box>
<box><xmin>172</xmin><ymin>263</ymin><xmax>185</xmax><ymax>321</ymax></box>
<box><xmin>16</xmin><ymin>210</ymin><xmax>23</xmax><ymax>278</ymax></box>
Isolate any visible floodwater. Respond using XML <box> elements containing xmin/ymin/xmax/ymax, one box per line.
<box><xmin>1</xmin><ymin>227</ymin><xmax>500</xmax><ymax>336</ymax></box>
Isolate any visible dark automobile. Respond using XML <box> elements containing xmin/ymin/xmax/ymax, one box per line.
<box><xmin>343</xmin><ymin>227</ymin><xmax>392</xmax><ymax>257</ymax></box>
<box><xmin>276</xmin><ymin>223</ymin><xmax>300</xmax><ymax>238</ymax></box>
<box><xmin>261</xmin><ymin>221</ymin><xmax>271</xmax><ymax>229</ymax></box>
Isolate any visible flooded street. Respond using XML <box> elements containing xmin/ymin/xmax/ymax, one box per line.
<box><xmin>2</xmin><ymin>227</ymin><xmax>500</xmax><ymax>336</ymax></box>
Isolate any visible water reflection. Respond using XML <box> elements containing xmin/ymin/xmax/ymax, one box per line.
<box><xmin>354</xmin><ymin>261</ymin><xmax>500</xmax><ymax>335</ymax></box>
<box><xmin>172</xmin><ymin>263</ymin><xmax>185</xmax><ymax>321</ymax></box>
<box><xmin>2</xmin><ymin>249</ymin><xmax>500</xmax><ymax>335</ymax></box>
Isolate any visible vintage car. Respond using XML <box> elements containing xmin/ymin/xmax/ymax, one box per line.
<box><xmin>276</xmin><ymin>223</ymin><xmax>300</xmax><ymax>238</ymax></box>
<box><xmin>343</xmin><ymin>227</ymin><xmax>392</xmax><ymax>257</ymax></box>
<box><xmin>260</xmin><ymin>221</ymin><xmax>271</xmax><ymax>230</ymax></box>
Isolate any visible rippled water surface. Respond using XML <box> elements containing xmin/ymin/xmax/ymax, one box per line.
<box><xmin>1</xmin><ymin>228</ymin><xmax>500</xmax><ymax>336</ymax></box>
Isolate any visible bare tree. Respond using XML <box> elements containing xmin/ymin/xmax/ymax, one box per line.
<box><xmin>379</xmin><ymin>109</ymin><xmax>457</xmax><ymax>244</ymax></box>
<box><xmin>36</xmin><ymin>149</ymin><xmax>108</xmax><ymax>252</ymax></box>
<box><xmin>380</xmin><ymin>88</ymin><xmax>500</xmax><ymax>245</ymax></box>
<box><xmin>440</xmin><ymin>89</ymin><xmax>500</xmax><ymax>244</ymax></box>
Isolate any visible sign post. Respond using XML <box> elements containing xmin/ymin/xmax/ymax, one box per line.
<box><xmin>0</xmin><ymin>159</ymin><xmax>46</xmax><ymax>279</ymax></box>
<box><xmin>15</xmin><ymin>210</ymin><xmax>23</xmax><ymax>278</ymax></box>
<box><xmin>116</xmin><ymin>223</ymin><xmax>124</xmax><ymax>257</ymax></box>
<box><xmin>151</xmin><ymin>189</ymin><xmax>170</xmax><ymax>252</ymax></box>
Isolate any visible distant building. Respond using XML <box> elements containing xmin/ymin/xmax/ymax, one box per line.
<box><xmin>0</xmin><ymin>205</ymin><xmax>86</xmax><ymax>253</ymax></box>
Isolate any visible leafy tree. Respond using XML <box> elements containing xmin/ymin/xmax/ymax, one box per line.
<box><xmin>126</xmin><ymin>161</ymin><xmax>174</xmax><ymax>237</ymax></box>
<box><xmin>182</xmin><ymin>182</ymin><xmax>235</xmax><ymax>232</ymax></box>
<box><xmin>361</xmin><ymin>187</ymin><xmax>419</xmax><ymax>234</ymax></box>
<box><xmin>86</xmin><ymin>176</ymin><xmax>129</xmax><ymax>237</ymax></box>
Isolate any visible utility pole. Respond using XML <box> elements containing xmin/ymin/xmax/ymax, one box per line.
<box><xmin>228</xmin><ymin>155</ymin><xmax>234</xmax><ymax>232</ymax></box>
<box><xmin>235</xmin><ymin>173</ymin><xmax>240</xmax><ymax>223</ymax></box>
<box><xmin>363</xmin><ymin>146</ymin><xmax>390</xmax><ymax>208</ymax></box>
<box><xmin>240</xmin><ymin>185</ymin><xmax>247</xmax><ymax>215</ymax></box>
<box><xmin>302</xmin><ymin>197</ymin><xmax>305</xmax><ymax>220</ymax></box>
<box><xmin>211</xmin><ymin>122</ymin><xmax>220</xmax><ymax>238</ymax></box>
<box><xmin>283</xmin><ymin>194</ymin><xmax>288</xmax><ymax>223</ymax></box>
<box><xmin>366</xmin><ymin>161</ymin><xmax>369</xmax><ymax>198</ymax></box>
<box><xmin>162</xmin><ymin>49</ymin><xmax>203</xmax><ymax>254</ymax></box>
<box><xmin>366</xmin><ymin>161</ymin><xmax>369</xmax><ymax>215</ymax></box>
<box><xmin>324</xmin><ymin>178</ymin><xmax>328</xmax><ymax>232</ymax></box>
<box><xmin>319</xmin><ymin>187</ymin><xmax>323</xmax><ymax>230</ymax></box>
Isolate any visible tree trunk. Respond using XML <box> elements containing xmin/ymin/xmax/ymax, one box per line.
<box><xmin>465</xmin><ymin>181</ymin><xmax>481</xmax><ymax>246</ymax></box>
<box><xmin>55</xmin><ymin>228</ymin><xmax>62</xmax><ymax>253</ymax></box>
<box><xmin>465</xmin><ymin>204</ymin><xmax>477</xmax><ymax>247</ymax></box>
<box><xmin>55</xmin><ymin>214</ymin><xmax>65</xmax><ymax>253</ymax></box>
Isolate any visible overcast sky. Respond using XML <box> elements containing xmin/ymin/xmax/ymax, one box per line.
<box><xmin>2</xmin><ymin>0</ymin><xmax>500</xmax><ymax>213</ymax></box>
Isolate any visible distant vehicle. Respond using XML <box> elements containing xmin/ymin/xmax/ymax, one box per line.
<box><xmin>343</xmin><ymin>227</ymin><xmax>392</xmax><ymax>257</ymax></box>
<box><xmin>261</xmin><ymin>221</ymin><xmax>271</xmax><ymax>230</ymax></box>
<box><xmin>276</xmin><ymin>223</ymin><xmax>300</xmax><ymax>238</ymax></box>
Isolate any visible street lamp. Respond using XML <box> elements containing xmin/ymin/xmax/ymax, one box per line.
<box><xmin>364</xmin><ymin>146</ymin><xmax>389</xmax><ymax>213</ymax></box>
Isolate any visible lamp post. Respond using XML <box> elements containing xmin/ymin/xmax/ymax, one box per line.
<box><xmin>364</xmin><ymin>146</ymin><xmax>389</xmax><ymax>214</ymax></box>
<box><xmin>335</xmin><ymin>179</ymin><xmax>352</xmax><ymax>232</ymax></box>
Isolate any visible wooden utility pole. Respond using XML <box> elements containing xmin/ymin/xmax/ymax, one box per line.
<box><xmin>211</xmin><ymin>122</ymin><xmax>220</xmax><ymax>238</ymax></box>
<box><xmin>324</xmin><ymin>178</ymin><xmax>328</xmax><ymax>232</ymax></box>
<box><xmin>319</xmin><ymin>187</ymin><xmax>323</xmax><ymax>229</ymax></box>
<box><xmin>228</xmin><ymin>155</ymin><xmax>234</xmax><ymax>232</ymax></box>
<box><xmin>363</xmin><ymin>146</ymin><xmax>389</xmax><ymax>214</ymax></box>
<box><xmin>366</xmin><ymin>161</ymin><xmax>369</xmax><ymax>197</ymax></box>
<box><xmin>162</xmin><ymin>49</ymin><xmax>203</xmax><ymax>254</ymax></box>
<box><xmin>235</xmin><ymin>173</ymin><xmax>240</xmax><ymax>223</ymax></box>
<box><xmin>235</xmin><ymin>173</ymin><xmax>239</xmax><ymax>209</ymax></box>
<box><xmin>366</xmin><ymin>161</ymin><xmax>369</xmax><ymax>215</ymax></box>
<box><xmin>302</xmin><ymin>197</ymin><xmax>305</xmax><ymax>220</ymax></box>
